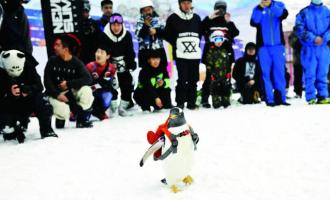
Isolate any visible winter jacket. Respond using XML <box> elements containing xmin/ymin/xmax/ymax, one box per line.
<box><xmin>205</xmin><ymin>44</ymin><xmax>232</xmax><ymax>81</ymax></box>
<box><xmin>288</xmin><ymin>31</ymin><xmax>302</xmax><ymax>65</ymax></box>
<box><xmin>233</xmin><ymin>55</ymin><xmax>261</xmax><ymax>93</ymax></box>
<box><xmin>86</xmin><ymin>61</ymin><xmax>117</xmax><ymax>91</ymax></box>
<box><xmin>164</xmin><ymin>10</ymin><xmax>202</xmax><ymax>60</ymax></box>
<box><xmin>201</xmin><ymin>16</ymin><xmax>239</xmax><ymax>64</ymax></box>
<box><xmin>97</xmin><ymin>15</ymin><xmax>110</xmax><ymax>32</ymax></box>
<box><xmin>0</xmin><ymin>65</ymin><xmax>43</xmax><ymax>112</ymax></box>
<box><xmin>44</xmin><ymin>56</ymin><xmax>92</xmax><ymax>98</ymax></box>
<box><xmin>250</xmin><ymin>1</ymin><xmax>288</xmax><ymax>47</ymax></box>
<box><xmin>80</xmin><ymin>17</ymin><xmax>101</xmax><ymax>64</ymax></box>
<box><xmin>99</xmin><ymin>24</ymin><xmax>137</xmax><ymax>73</ymax></box>
<box><xmin>135</xmin><ymin>12</ymin><xmax>165</xmax><ymax>50</ymax></box>
<box><xmin>295</xmin><ymin>3</ymin><xmax>330</xmax><ymax>47</ymax></box>
<box><xmin>136</xmin><ymin>64</ymin><xmax>170</xmax><ymax>99</ymax></box>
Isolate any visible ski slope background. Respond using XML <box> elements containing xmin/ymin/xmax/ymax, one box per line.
<box><xmin>1</xmin><ymin>99</ymin><xmax>330</xmax><ymax>200</ymax></box>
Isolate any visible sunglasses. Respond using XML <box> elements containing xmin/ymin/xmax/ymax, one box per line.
<box><xmin>110</xmin><ymin>15</ymin><xmax>123</xmax><ymax>24</ymax></box>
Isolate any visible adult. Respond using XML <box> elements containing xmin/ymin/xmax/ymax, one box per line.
<box><xmin>164</xmin><ymin>0</ymin><xmax>202</xmax><ymax>110</ymax></box>
<box><xmin>44</xmin><ymin>35</ymin><xmax>94</xmax><ymax>129</ymax></box>
<box><xmin>295</xmin><ymin>0</ymin><xmax>330</xmax><ymax>104</ymax></box>
<box><xmin>135</xmin><ymin>0</ymin><xmax>168</xmax><ymax>69</ymax></box>
<box><xmin>250</xmin><ymin>0</ymin><xmax>289</xmax><ymax>106</ymax></box>
<box><xmin>97</xmin><ymin>0</ymin><xmax>113</xmax><ymax>32</ymax></box>
<box><xmin>201</xmin><ymin>0</ymin><xmax>239</xmax><ymax>108</ymax></box>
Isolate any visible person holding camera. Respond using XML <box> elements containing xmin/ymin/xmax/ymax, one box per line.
<box><xmin>0</xmin><ymin>49</ymin><xmax>57</xmax><ymax>143</ymax></box>
<box><xmin>200</xmin><ymin>0</ymin><xmax>239</xmax><ymax>108</ymax></box>
<box><xmin>136</xmin><ymin>0</ymin><xmax>168</xmax><ymax>70</ymax></box>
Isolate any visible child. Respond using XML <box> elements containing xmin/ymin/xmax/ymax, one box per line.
<box><xmin>86</xmin><ymin>45</ymin><xmax>118</xmax><ymax>120</ymax></box>
<box><xmin>134</xmin><ymin>50</ymin><xmax>172</xmax><ymax>111</ymax></box>
<box><xmin>205</xmin><ymin>30</ymin><xmax>232</xmax><ymax>108</ymax></box>
<box><xmin>98</xmin><ymin>13</ymin><xmax>137</xmax><ymax>116</ymax></box>
<box><xmin>233</xmin><ymin>42</ymin><xmax>261</xmax><ymax>104</ymax></box>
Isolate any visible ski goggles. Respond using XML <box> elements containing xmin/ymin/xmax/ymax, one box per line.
<box><xmin>211</xmin><ymin>35</ymin><xmax>225</xmax><ymax>43</ymax></box>
<box><xmin>109</xmin><ymin>15</ymin><xmax>123</xmax><ymax>24</ymax></box>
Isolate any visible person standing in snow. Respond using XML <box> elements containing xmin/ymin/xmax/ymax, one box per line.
<box><xmin>295</xmin><ymin>0</ymin><xmax>330</xmax><ymax>104</ymax></box>
<box><xmin>86</xmin><ymin>45</ymin><xmax>118</xmax><ymax>120</ymax></box>
<box><xmin>97</xmin><ymin>0</ymin><xmax>113</xmax><ymax>32</ymax></box>
<box><xmin>98</xmin><ymin>13</ymin><xmax>137</xmax><ymax>117</ymax></box>
<box><xmin>250</xmin><ymin>0</ymin><xmax>289</xmax><ymax>106</ymax></box>
<box><xmin>164</xmin><ymin>0</ymin><xmax>202</xmax><ymax>110</ymax></box>
<box><xmin>200</xmin><ymin>0</ymin><xmax>239</xmax><ymax>108</ymax></box>
<box><xmin>136</xmin><ymin>0</ymin><xmax>168</xmax><ymax>70</ymax></box>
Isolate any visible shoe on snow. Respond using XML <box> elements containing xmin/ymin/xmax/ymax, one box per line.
<box><xmin>16</xmin><ymin>131</ymin><xmax>25</xmax><ymax>144</ymax></box>
<box><xmin>76</xmin><ymin>121</ymin><xmax>93</xmax><ymax>128</ymax></box>
<box><xmin>308</xmin><ymin>99</ymin><xmax>317</xmax><ymax>105</ymax></box>
<box><xmin>3</xmin><ymin>133</ymin><xmax>17</xmax><ymax>141</ymax></box>
<box><xmin>202</xmin><ymin>102</ymin><xmax>211</xmax><ymax>108</ymax></box>
<box><xmin>317</xmin><ymin>98</ymin><xmax>330</xmax><ymax>104</ymax></box>
<box><xmin>41</xmin><ymin>130</ymin><xmax>58</xmax><ymax>139</ymax></box>
<box><xmin>55</xmin><ymin>119</ymin><xmax>65</xmax><ymax>129</ymax></box>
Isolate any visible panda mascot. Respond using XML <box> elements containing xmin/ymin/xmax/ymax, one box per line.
<box><xmin>0</xmin><ymin>49</ymin><xmax>57</xmax><ymax>143</ymax></box>
<box><xmin>140</xmin><ymin>107</ymin><xmax>199</xmax><ymax>193</ymax></box>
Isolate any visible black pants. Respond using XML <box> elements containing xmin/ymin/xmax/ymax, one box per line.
<box><xmin>117</xmin><ymin>71</ymin><xmax>134</xmax><ymax>103</ymax></box>
<box><xmin>0</xmin><ymin>93</ymin><xmax>53</xmax><ymax>136</ymax></box>
<box><xmin>175</xmin><ymin>59</ymin><xmax>200</xmax><ymax>107</ymax></box>
<box><xmin>134</xmin><ymin>88</ymin><xmax>172</xmax><ymax>111</ymax></box>
<box><xmin>201</xmin><ymin>70</ymin><xmax>212</xmax><ymax>104</ymax></box>
<box><xmin>293</xmin><ymin>63</ymin><xmax>303</xmax><ymax>96</ymax></box>
<box><xmin>239</xmin><ymin>84</ymin><xmax>259</xmax><ymax>104</ymax></box>
<box><xmin>138</xmin><ymin>48</ymin><xmax>168</xmax><ymax>69</ymax></box>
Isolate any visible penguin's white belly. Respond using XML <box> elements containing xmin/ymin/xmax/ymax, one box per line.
<box><xmin>162</xmin><ymin>134</ymin><xmax>194</xmax><ymax>186</ymax></box>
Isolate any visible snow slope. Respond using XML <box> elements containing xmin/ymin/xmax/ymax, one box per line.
<box><xmin>1</xmin><ymin>99</ymin><xmax>330</xmax><ymax>200</ymax></box>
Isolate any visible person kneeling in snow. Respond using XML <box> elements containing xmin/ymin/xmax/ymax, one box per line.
<box><xmin>0</xmin><ymin>50</ymin><xmax>57</xmax><ymax>143</ymax></box>
<box><xmin>86</xmin><ymin>45</ymin><xmax>119</xmax><ymax>120</ymax></box>
<box><xmin>233</xmin><ymin>42</ymin><xmax>262</xmax><ymax>104</ymax></box>
<box><xmin>134</xmin><ymin>50</ymin><xmax>172</xmax><ymax>112</ymax></box>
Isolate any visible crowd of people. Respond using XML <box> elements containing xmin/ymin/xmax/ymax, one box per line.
<box><xmin>0</xmin><ymin>0</ymin><xmax>329</xmax><ymax>144</ymax></box>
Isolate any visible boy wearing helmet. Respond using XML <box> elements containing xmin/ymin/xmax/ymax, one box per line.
<box><xmin>135</xmin><ymin>0</ymin><xmax>168</xmax><ymax>70</ymax></box>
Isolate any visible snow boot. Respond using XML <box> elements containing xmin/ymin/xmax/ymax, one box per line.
<box><xmin>55</xmin><ymin>119</ymin><xmax>65</xmax><ymax>129</ymax></box>
<box><xmin>76</xmin><ymin>108</ymin><xmax>93</xmax><ymax>128</ymax></box>
<box><xmin>118</xmin><ymin>100</ymin><xmax>133</xmax><ymax>117</ymax></box>
<box><xmin>39</xmin><ymin>117</ymin><xmax>58</xmax><ymax>139</ymax></box>
<box><xmin>109</xmin><ymin>100</ymin><xmax>118</xmax><ymax>117</ymax></box>
<box><xmin>1</xmin><ymin>126</ymin><xmax>16</xmax><ymax>141</ymax></box>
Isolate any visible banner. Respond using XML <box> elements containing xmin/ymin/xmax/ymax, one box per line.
<box><xmin>40</xmin><ymin>0</ymin><xmax>83</xmax><ymax>56</ymax></box>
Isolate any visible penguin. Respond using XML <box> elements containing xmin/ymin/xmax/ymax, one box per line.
<box><xmin>140</xmin><ymin>107</ymin><xmax>199</xmax><ymax>193</ymax></box>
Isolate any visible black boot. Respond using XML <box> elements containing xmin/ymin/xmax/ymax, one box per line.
<box><xmin>3</xmin><ymin>133</ymin><xmax>17</xmax><ymax>141</ymax></box>
<box><xmin>41</xmin><ymin>129</ymin><xmax>58</xmax><ymax>139</ymax></box>
<box><xmin>40</xmin><ymin>117</ymin><xmax>58</xmax><ymax>139</ymax></box>
<box><xmin>15</xmin><ymin>127</ymin><xmax>25</xmax><ymax>144</ymax></box>
<box><xmin>55</xmin><ymin>119</ymin><xmax>65</xmax><ymax>129</ymax></box>
<box><xmin>76</xmin><ymin>108</ymin><xmax>93</xmax><ymax>128</ymax></box>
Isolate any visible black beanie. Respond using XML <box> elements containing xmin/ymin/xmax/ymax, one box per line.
<box><xmin>178</xmin><ymin>0</ymin><xmax>192</xmax><ymax>4</ymax></box>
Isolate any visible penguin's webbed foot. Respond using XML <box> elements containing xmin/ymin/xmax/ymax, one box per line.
<box><xmin>170</xmin><ymin>185</ymin><xmax>181</xmax><ymax>193</ymax></box>
<box><xmin>183</xmin><ymin>175</ymin><xmax>194</xmax><ymax>185</ymax></box>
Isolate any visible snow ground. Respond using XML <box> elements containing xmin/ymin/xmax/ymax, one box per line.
<box><xmin>1</xmin><ymin>98</ymin><xmax>330</xmax><ymax>200</ymax></box>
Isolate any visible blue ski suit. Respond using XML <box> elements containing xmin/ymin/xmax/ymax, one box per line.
<box><xmin>295</xmin><ymin>3</ymin><xmax>330</xmax><ymax>101</ymax></box>
<box><xmin>251</xmin><ymin>1</ymin><xmax>288</xmax><ymax>104</ymax></box>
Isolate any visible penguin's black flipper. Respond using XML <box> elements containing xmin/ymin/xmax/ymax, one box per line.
<box><xmin>161</xmin><ymin>178</ymin><xmax>167</xmax><ymax>185</ymax></box>
<box><xmin>139</xmin><ymin>139</ymin><xmax>164</xmax><ymax>167</ymax></box>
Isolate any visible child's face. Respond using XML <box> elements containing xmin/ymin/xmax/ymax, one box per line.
<box><xmin>95</xmin><ymin>48</ymin><xmax>110</xmax><ymax>65</ymax></box>
<box><xmin>148</xmin><ymin>57</ymin><xmax>161</xmax><ymax>68</ymax></box>
<box><xmin>247</xmin><ymin>48</ymin><xmax>256</xmax><ymax>56</ymax></box>
<box><xmin>110</xmin><ymin>23</ymin><xmax>123</xmax><ymax>35</ymax></box>
<box><xmin>214</xmin><ymin>42</ymin><xmax>223</xmax><ymax>47</ymax></box>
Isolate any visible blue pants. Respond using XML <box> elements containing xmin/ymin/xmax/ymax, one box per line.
<box><xmin>258</xmin><ymin>45</ymin><xmax>286</xmax><ymax>104</ymax></box>
<box><xmin>300</xmin><ymin>45</ymin><xmax>330</xmax><ymax>101</ymax></box>
<box><xmin>93</xmin><ymin>89</ymin><xmax>113</xmax><ymax>112</ymax></box>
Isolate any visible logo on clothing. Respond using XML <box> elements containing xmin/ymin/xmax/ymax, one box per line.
<box><xmin>182</xmin><ymin>41</ymin><xmax>197</xmax><ymax>53</ymax></box>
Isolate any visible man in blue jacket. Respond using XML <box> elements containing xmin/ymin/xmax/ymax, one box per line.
<box><xmin>250</xmin><ymin>0</ymin><xmax>289</xmax><ymax>106</ymax></box>
<box><xmin>295</xmin><ymin>0</ymin><xmax>330</xmax><ymax>104</ymax></box>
